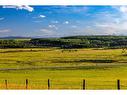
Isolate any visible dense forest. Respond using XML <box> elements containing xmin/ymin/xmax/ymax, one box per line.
<box><xmin>1</xmin><ymin>36</ymin><xmax>127</xmax><ymax>49</ymax></box>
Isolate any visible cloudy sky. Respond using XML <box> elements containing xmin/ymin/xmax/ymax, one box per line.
<box><xmin>0</xmin><ymin>5</ymin><xmax>127</xmax><ymax>37</ymax></box>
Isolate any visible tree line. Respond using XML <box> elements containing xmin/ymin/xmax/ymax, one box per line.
<box><xmin>1</xmin><ymin>36</ymin><xmax>127</xmax><ymax>49</ymax></box>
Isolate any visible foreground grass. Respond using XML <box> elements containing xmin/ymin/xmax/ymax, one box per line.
<box><xmin>0</xmin><ymin>48</ymin><xmax>127</xmax><ymax>89</ymax></box>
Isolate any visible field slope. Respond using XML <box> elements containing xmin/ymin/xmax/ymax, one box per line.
<box><xmin>0</xmin><ymin>48</ymin><xmax>127</xmax><ymax>89</ymax></box>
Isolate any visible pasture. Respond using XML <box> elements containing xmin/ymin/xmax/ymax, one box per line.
<box><xmin>0</xmin><ymin>48</ymin><xmax>127</xmax><ymax>89</ymax></box>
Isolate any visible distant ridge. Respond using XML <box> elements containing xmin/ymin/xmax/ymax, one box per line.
<box><xmin>0</xmin><ymin>36</ymin><xmax>60</xmax><ymax>39</ymax></box>
<box><xmin>0</xmin><ymin>35</ymin><xmax>127</xmax><ymax>39</ymax></box>
<box><xmin>0</xmin><ymin>36</ymin><xmax>32</xmax><ymax>39</ymax></box>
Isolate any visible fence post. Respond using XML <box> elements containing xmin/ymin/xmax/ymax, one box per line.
<box><xmin>26</xmin><ymin>79</ymin><xmax>28</xmax><ymax>89</ymax></box>
<box><xmin>117</xmin><ymin>79</ymin><xmax>120</xmax><ymax>90</ymax></box>
<box><xmin>83</xmin><ymin>79</ymin><xmax>85</xmax><ymax>90</ymax></box>
<box><xmin>48</xmin><ymin>79</ymin><xmax>50</xmax><ymax>90</ymax></box>
<box><xmin>5</xmin><ymin>80</ymin><xmax>7</xmax><ymax>89</ymax></box>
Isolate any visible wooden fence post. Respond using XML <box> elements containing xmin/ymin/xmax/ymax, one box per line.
<box><xmin>26</xmin><ymin>79</ymin><xmax>28</xmax><ymax>89</ymax></box>
<box><xmin>83</xmin><ymin>79</ymin><xmax>85</xmax><ymax>90</ymax></box>
<box><xmin>5</xmin><ymin>80</ymin><xmax>7</xmax><ymax>89</ymax></box>
<box><xmin>48</xmin><ymin>79</ymin><xmax>50</xmax><ymax>90</ymax></box>
<box><xmin>117</xmin><ymin>79</ymin><xmax>120</xmax><ymax>90</ymax></box>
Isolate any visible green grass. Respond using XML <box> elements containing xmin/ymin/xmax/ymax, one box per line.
<box><xmin>0</xmin><ymin>48</ymin><xmax>127</xmax><ymax>89</ymax></box>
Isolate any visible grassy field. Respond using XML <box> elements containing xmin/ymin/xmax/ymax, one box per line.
<box><xmin>0</xmin><ymin>48</ymin><xmax>127</xmax><ymax>89</ymax></box>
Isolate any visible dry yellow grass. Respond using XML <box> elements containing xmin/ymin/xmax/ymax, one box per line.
<box><xmin>0</xmin><ymin>48</ymin><xmax>127</xmax><ymax>89</ymax></box>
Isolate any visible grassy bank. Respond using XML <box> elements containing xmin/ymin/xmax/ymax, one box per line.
<box><xmin>0</xmin><ymin>48</ymin><xmax>127</xmax><ymax>89</ymax></box>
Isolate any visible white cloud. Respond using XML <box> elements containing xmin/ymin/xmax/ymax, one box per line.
<box><xmin>51</xmin><ymin>6</ymin><xmax>88</xmax><ymax>14</ymax></box>
<box><xmin>48</xmin><ymin>25</ymin><xmax>54</xmax><ymax>28</ymax></box>
<box><xmin>48</xmin><ymin>25</ymin><xmax>58</xmax><ymax>30</ymax></box>
<box><xmin>112</xmin><ymin>6</ymin><xmax>127</xmax><ymax>14</ymax></box>
<box><xmin>39</xmin><ymin>15</ymin><xmax>46</xmax><ymax>18</ymax></box>
<box><xmin>33</xmin><ymin>14</ymin><xmax>46</xmax><ymax>20</ymax></box>
<box><xmin>51</xmin><ymin>21</ymin><xmax>59</xmax><ymax>24</ymax></box>
<box><xmin>95</xmin><ymin>23</ymin><xmax>112</xmax><ymax>28</ymax></box>
<box><xmin>71</xmin><ymin>25</ymin><xmax>77</xmax><ymax>28</ymax></box>
<box><xmin>40</xmin><ymin>29</ymin><xmax>57</xmax><ymax>36</ymax></box>
<box><xmin>64</xmin><ymin>21</ymin><xmax>69</xmax><ymax>24</ymax></box>
<box><xmin>83</xmin><ymin>8</ymin><xmax>127</xmax><ymax>35</ymax></box>
<box><xmin>119</xmin><ymin>6</ymin><xmax>127</xmax><ymax>13</ymax></box>
<box><xmin>94</xmin><ymin>21</ymin><xmax>127</xmax><ymax>35</ymax></box>
<box><xmin>0</xmin><ymin>17</ymin><xmax>4</xmax><ymax>21</ymax></box>
<box><xmin>0</xmin><ymin>29</ymin><xmax>11</xmax><ymax>33</ymax></box>
<box><xmin>2</xmin><ymin>5</ymin><xmax>34</xmax><ymax>12</ymax></box>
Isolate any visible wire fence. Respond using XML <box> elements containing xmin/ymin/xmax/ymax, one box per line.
<box><xmin>0</xmin><ymin>79</ymin><xmax>126</xmax><ymax>90</ymax></box>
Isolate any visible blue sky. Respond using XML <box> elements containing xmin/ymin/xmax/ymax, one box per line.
<box><xmin>0</xmin><ymin>5</ymin><xmax>127</xmax><ymax>37</ymax></box>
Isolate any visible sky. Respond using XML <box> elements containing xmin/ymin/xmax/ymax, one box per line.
<box><xmin>0</xmin><ymin>5</ymin><xmax>127</xmax><ymax>37</ymax></box>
